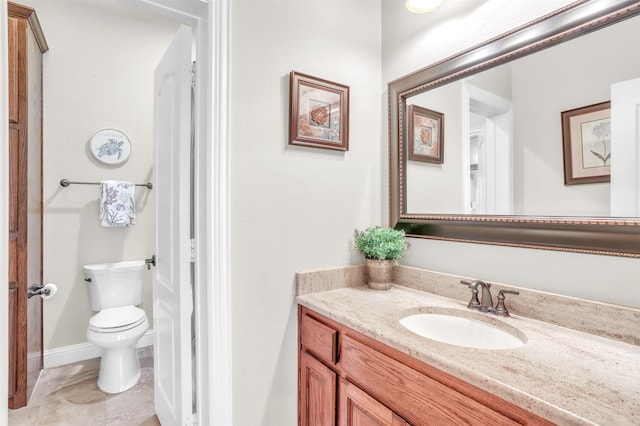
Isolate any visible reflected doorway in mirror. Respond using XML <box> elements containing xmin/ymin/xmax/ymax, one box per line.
<box><xmin>463</xmin><ymin>83</ymin><xmax>513</xmax><ymax>215</ymax></box>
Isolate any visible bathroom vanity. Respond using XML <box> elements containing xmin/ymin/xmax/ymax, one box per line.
<box><xmin>299</xmin><ymin>306</ymin><xmax>550</xmax><ymax>425</ymax></box>
<box><xmin>296</xmin><ymin>266</ymin><xmax>640</xmax><ymax>425</ymax></box>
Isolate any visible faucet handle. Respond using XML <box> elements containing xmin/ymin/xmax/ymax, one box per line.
<box><xmin>460</xmin><ymin>279</ymin><xmax>480</xmax><ymax>309</ymax></box>
<box><xmin>494</xmin><ymin>290</ymin><xmax>519</xmax><ymax>317</ymax></box>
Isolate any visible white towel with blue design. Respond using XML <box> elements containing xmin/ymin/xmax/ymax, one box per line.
<box><xmin>99</xmin><ymin>180</ymin><xmax>136</xmax><ymax>227</ymax></box>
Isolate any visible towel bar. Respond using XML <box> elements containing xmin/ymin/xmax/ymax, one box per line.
<box><xmin>60</xmin><ymin>179</ymin><xmax>153</xmax><ymax>189</ymax></box>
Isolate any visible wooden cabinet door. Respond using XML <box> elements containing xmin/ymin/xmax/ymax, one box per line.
<box><xmin>339</xmin><ymin>379</ymin><xmax>408</xmax><ymax>426</ymax></box>
<box><xmin>300</xmin><ymin>351</ymin><xmax>337</xmax><ymax>426</ymax></box>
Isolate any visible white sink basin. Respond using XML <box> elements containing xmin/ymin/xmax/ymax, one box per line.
<box><xmin>399</xmin><ymin>313</ymin><xmax>525</xmax><ymax>350</ymax></box>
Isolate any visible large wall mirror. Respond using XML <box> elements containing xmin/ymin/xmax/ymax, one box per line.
<box><xmin>389</xmin><ymin>0</ymin><xmax>640</xmax><ymax>257</ymax></box>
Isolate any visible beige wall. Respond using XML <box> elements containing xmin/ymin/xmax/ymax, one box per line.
<box><xmin>230</xmin><ymin>1</ymin><xmax>382</xmax><ymax>424</ymax></box>
<box><xmin>382</xmin><ymin>0</ymin><xmax>640</xmax><ymax>308</ymax></box>
<box><xmin>512</xmin><ymin>16</ymin><xmax>640</xmax><ymax>216</ymax></box>
<box><xmin>406</xmin><ymin>82</ymin><xmax>465</xmax><ymax>213</ymax></box>
<box><xmin>30</xmin><ymin>0</ymin><xmax>180</xmax><ymax>349</ymax></box>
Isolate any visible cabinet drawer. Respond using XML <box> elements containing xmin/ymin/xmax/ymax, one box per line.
<box><xmin>341</xmin><ymin>336</ymin><xmax>520</xmax><ymax>426</ymax></box>
<box><xmin>300</xmin><ymin>313</ymin><xmax>339</xmax><ymax>364</ymax></box>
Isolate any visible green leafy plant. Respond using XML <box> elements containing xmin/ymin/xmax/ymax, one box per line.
<box><xmin>354</xmin><ymin>226</ymin><xmax>409</xmax><ymax>261</ymax></box>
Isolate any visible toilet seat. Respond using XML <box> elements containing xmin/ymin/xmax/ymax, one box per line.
<box><xmin>89</xmin><ymin>306</ymin><xmax>146</xmax><ymax>333</ymax></box>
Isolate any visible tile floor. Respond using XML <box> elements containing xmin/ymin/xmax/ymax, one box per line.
<box><xmin>8</xmin><ymin>347</ymin><xmax>159</xmax><ymax>425</ymax></box>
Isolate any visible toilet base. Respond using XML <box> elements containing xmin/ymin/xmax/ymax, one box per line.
<box><xmin>97</xmin><ymin>346</ymin><xmax>142</xmax><ymax>394</ymax></box>
<box><xmin>87</xmin><ymin>313</ymin><xmax>148</xmax><ymax>394</ymax></box>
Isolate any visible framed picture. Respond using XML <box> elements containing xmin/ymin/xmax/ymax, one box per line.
<box><xmin>561</xmin><ymin>101</ymin><xmax>611</xmax><ymax>185</ymax></box>
<box><xmin>289</xmin><ymin>71</ymin><xmax>349</xmax><ymax>151</ymax></box>
<box><xmin>407</xmin><ymin>104</ymin><xmax>444</xmax><ymax>164</ymax></box>
<box><xmin>88</xmin><ymin>128</ymin><xmax>132</xmax><ymax>166</ymax></box>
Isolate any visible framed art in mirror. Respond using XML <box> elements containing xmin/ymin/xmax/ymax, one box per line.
<box><xmin>289</xmin><ymin>71</ymin><xmax>349</xmax><ymax>151</ymax></box>
<box><xmin>561</xmin><ymin>101</ymin><xmax>611</xmax><ymax>185</ymax></box>
<box><xmin>408</xmin><ymin>105</ymin><xmax>444</xmax><ymax>164</ymax></box>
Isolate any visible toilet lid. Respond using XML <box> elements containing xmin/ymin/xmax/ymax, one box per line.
<box><xmin>89</xmin><ymin>306</ymin><xmax>147</xmax><ymax>333</ymax></box>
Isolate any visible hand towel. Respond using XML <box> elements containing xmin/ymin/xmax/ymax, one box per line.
<box><xmin>99</xmin><ymin>180</ymin><xmax>136</xmax><ymax>227</ymax></box>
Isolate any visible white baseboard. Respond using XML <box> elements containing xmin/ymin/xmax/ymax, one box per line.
<box><xmin>43</xmin><ymin>329</ymin><xmax>154</xmax><ymax>369</ymax></box>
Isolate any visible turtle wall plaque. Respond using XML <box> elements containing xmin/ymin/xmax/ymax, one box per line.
<box><xmin>88</xmin><ymin>129</ymin><xmax>132</xmax><ymax>166</ymax></box>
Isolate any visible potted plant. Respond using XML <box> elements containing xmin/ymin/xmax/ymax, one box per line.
<box><xmin>354</xmin><ymin>226</ymin><xmax>408</xmax><ymax>290</ymax></box>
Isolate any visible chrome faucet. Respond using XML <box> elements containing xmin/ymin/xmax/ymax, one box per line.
<box><xmin>461</xmin><ymin>279</ymin><xmax>519</xmax><ymax>316</ymax></box>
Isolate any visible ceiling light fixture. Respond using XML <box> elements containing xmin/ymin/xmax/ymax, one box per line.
<box><xmin>406</xmin><ymin>0</ymin><xmax>445</xmax><ymax>14</ymax></box>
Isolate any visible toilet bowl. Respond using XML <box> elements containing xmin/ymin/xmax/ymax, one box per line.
<box><xmin>86</xmin><ymin>306</ymin><xmax>149</xmax><ymax>393</ymax></box>
<box><xmin>84</xmin><ymin>260</ymin><xmax>149</xmax><ymax>394</ymax></box>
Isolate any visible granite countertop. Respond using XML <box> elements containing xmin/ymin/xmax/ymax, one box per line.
<box><xmin>296</xmin><ymin>277</ymin><xmax>640</xmax><ymax>425</ymax></box>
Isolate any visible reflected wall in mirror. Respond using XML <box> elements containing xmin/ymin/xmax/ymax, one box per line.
<box><xmin>389</xmin><ymin>0</ymin><xmax>640</xmax><ymax>257</ymax></box>
<box><xmin>405</xmin><ymin>16</ymin><xmax>638</xmax><ymax>216</ymax></box>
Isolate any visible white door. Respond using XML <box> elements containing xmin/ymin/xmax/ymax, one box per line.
<box><xmin>153</xmin><ymin>25</ymin><xmax>194</xmax><ymax>425</ymax></box>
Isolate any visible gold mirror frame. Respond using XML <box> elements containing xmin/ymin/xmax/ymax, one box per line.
<box><xmin>389</xmin><ymin>0</ymin><xmax>640</xmax><ymax>258</ymax></box>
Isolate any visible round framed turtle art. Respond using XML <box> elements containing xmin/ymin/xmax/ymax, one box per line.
<box><xmin>88</xmin><ymin>129</ymin><xmax>132</xmax><ymax>166</ymax></box>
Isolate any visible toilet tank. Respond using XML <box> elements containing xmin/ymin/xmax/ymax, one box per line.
<box><xmin>83</xmin><ymin>260</ymin><xmax>146</xmax><ymax>311</ymax></box>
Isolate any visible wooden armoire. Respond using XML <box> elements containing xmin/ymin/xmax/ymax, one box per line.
<box><xmin>7</xmin><ymin>1</ymin><xmax>48</xmax><ymax>408</ymax></box>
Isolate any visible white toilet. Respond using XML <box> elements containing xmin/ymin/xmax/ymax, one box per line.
<box><xmin>83</xmin><ymin>260</ymin><xmax>149</xmax><ymax>394</ymax></box>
